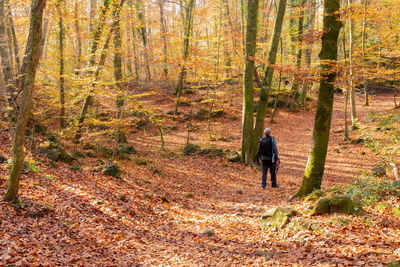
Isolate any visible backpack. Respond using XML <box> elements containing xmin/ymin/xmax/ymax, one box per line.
<box><xmin>259</xmin><ymin>136</ymin><xmax>274</xmax><ymax>157</ymax></box>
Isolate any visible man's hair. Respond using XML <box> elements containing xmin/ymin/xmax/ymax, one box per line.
<box><xmin>264</xmin><ymin>128</ymin><xmax>271</xmax><ymax>135</ymax></box>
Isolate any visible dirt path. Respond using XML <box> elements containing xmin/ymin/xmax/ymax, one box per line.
<box><xmin>119</xmin><ymin>92</ymin><xmax>398</xmax><ymax>265</ymax></box>
<box><xmin>1</xmin><ymin>92</ymin><xmax>399</xmax><ymax>265</ymax></box>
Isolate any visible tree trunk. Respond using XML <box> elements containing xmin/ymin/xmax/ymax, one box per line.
<box><xmin>89</xmin><ymin>0</ymin><xmax>96</xmax><ymax>34</ymax></box>
<box><xmin>288</xmin><ymin>0</ymin><xmax>297</xmax><ymax>60</ymax></box>
<box><xmin>74</xmin><ymin>0</ymin><xmax>82</xmax><ymax>75</ymax></box>
<box><xmin>77</xmin><ymin>0</ymin><xmax>126</xmax><ymax>130</ymax></box>
<box><xmin>5</xmin><ymin>2</ymin><xmax>13</xmax><ymax>72</ymax></box>
<box><xmin>240</xmin><ymin>0</ymin><xmax>246</xmax><ymax>53</ymax></box>
<box><xmin>348</xmin><ymin>0</ymin><xmax>356</xmax><ymax>128</ymax></box>
<box><xmin>295</xmin><ymin>0</ymin><xmax>341</xmax><ymax>198</ymax></box>
<box><xmin>6</xmin><ymin>0</ymin><xmax>20</xmax><ymax>70</ymax></box>
<box><xmin>341</xmin><ymin>28</ymin><xmax>350</xmax><ymax>141</ymax></box>
<box><xmin>135</xmin><ymin>0</ymin><xmax>151</xmax><ymax>82</ymax></box>
<box><xmin>129</xmin><ymin>1</ymin><xmax>140</xmax><ymax>80</ymax></box>
<box><xmin>89</xmin><ymin>0</ymin><xmax>111</xmax><ymax>69</ymax></box>
<box><xmin>113</xmin><ymin>0</ymin><xmax>124</xmax><ymax>145</ymax></box>
<box><xmin>40</xmin><ymin>17</ymin><xmax>48</xmax><ymax>58</ymax></box>
<box><xmin>241</xmin><ymin>0</ymin><xmax>259</xmax><ymax>163</ymax></box>
<box><xmin>0</xmin><ymin>0</ymin><xmax>15</xmax><ymax>108</ymax></box>
<box><xmin>292</xmin><ymin>0</ymin><xmax>306</xmax><ymax>97</ymax></box>
<box><xmin>5</xmin><ymin>0</ymin><xmax>46</xmax><ymax>202</ymax></box>
<box><xmin>361</xmin><ymin>0</ymin><xmax>368</xmax><ymax>106</ymax></box>
<box><xmin>248</xmin><ymin>0</ymin><xmax>287</xmax><ymax>164</ymax></box>
<box><xmin>159</xmin><ymin>0</ymin><xmax>168</xmax><ymax>77</ymax></box>
<box><xmin>298</xmin><ymin>0</ymin><xmax>316</xmax><ymax>106</ymax></box>
<box><xmin>174</xmin><ymin>0</ymin><xmax>195</xmax><ymax>114</ymax></box>
<box><xmin>271</xmin><ymin>37</ymin><xmax>284</xmax><ymax>123</ymax></box>
<box><xmin>57</xmin><ymin>0</ymin><xmax>66</xmax><ymax>128</ymax></box>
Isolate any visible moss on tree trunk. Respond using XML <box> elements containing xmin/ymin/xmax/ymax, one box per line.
<box><xmin>5</xmin><ymin>0</ymin><xmax>46</xmax><ymax>202</ymax></box>
<box><xmin>241</xmin><ymin>0</ymin><xmax>259</xmax><ymax>163</ymax></box>
<box><xmin>248</xmin><ymin>0</ymin><xmax>287</xmax><ymax>163</ymax></box>
<box><xmin>296</xmin><ymin>0</ymin><xmax>342</xmax><ymax>198</ymax></box>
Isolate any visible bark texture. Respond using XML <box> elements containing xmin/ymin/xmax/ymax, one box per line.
<box><xmin>241</xmin><ymin>0</ymin><xmax>259</xmax><ymax>163</ymax></box>
<box><xmin>248</xmin><ymin>0</ymin><xmax>287</xmax><ymax>163</ymax></box>
<box><xmin>0</xmin><ymin>0</ymin><xmax>15</xmax><ymax>107</ymax></box>
<box><xmin>174</xmin><ymin>0</ymin><xmax>195</xmax><ymax>114</ymax></box>
<box><xmin>57</xmin><ymin>0</ymin><xmax>66</xmax><ymax>128</ymax></box>
<box><xmin>5</xmin><ymin>0</ymin><xmax>46</xmax><ymax>202</ymax></box>
<box><xmin>296</xmin><ymin>0</ymin><xmax>342</xmax><ymax>198</ymax></box>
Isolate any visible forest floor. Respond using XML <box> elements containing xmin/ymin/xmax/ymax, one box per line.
<box><xmin>1</xmin><ymin>85</ymin><xmax>400</xmax><ymax>266</ymax></box>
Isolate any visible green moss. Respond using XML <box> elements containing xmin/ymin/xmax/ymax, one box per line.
<box><xmin>183</xmin><ymin>143</ymin><xmax>200</xmax><ymax>155</ymax></box>
<box><xmin>304</xmin><ymin>189</ymin><xmax>324</xmax><ymax>202</ymax></box>
<box><xmin>261</xmin><ymin>206</ymin><xmax>297</xmax><ymax>229</ymax></box>
<box><xmin>70</xmin><ymin>164</ymin><xmax>81</xmax><ymax>172</ymax></box>
<box><xmin>310</xmin><ymin>198</ymin><xmax>330</xmax><ymax>216</ymax></box>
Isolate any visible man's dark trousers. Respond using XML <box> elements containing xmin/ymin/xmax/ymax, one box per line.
<box><xmin>261</xmin><ymin>159</ymin><xmax>277</xmax><ymax>188</ymax></box>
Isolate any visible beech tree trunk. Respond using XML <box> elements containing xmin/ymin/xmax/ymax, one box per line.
<box><xmin>298</xmin><ymin>0</ymin><xmax>316</xmax><ymax>106</ymax></box>
<box><xmin>248</xmin><ymin>0</ymin><xmax>287</xmax><ymax>164</ymax></box>
<box><xmin>174</xmin><ymin>0</ymin><xmax>195</xmax><ymax>114</ymax></box>
<box><xmin>113</xmin><ymin>0</ymin><xmax>124</xmax><ymax>144</ymax></box>
<box><xmin>341</xmin><ymin>28</ymin><xmax>350</xmax><ymax>141</ymax></box>
<box><xmin>159</xmin><ymin>0</ymin><xmax>168</xmax><ymax>77</ymax></box>
<box><xmin>77</xmin><ymin>0</ymin><xmax>126</xmax><ymax>130</ymax></box>
<box><xmin>5</xmin><ymin>0</ymin><xmax>46</xmax><ymax>202</ymax></box>
<box><xmin>129</xmin><ymin>1</ymin><xmax>140</xmax><ymax>80</ymax></box>
<box><xmin>89</xmin><ymin>0</ymin><xmax>96</xmax><ymax>34</ymax></box>
<box><xmin>57</xmin><ymin>0</ymin><xmax>65</xmax><ymax>128</ymax></box>
<box><xmin>292</xmin><ymin>0</ymin><xmax>306</xmax><ymax>97</ymax></box>
<box><xmin>241</xmin><ymin>0</ymin><xmax>259</xmax><ymax>163</ymax></box>
<box><xmin>6</xmin><ymin>0</ymin><xmax>20</xmax><ymax>70</ymax></box>
<box><xmin>74</xmin><ymin>0</ymin><xmax>82</xmax><ymax>75</ymax></box>
<box><xmin>135</xmin><ymin>0</ymin><xmax>151</xmax><ymax>81</ymax></box>
<box><xmin>295</xmin><ymin>0</ymin><xmax>342</xmax><ymax>198</ymax></box>
<box><xmin>347</xmin><ymin>0</ymin><xmax>357</xmax><ymax>128</ymax></box>
<box><xmin>361</xmin><ymin>0</ymin><xmax>369</xmax><ymax>106</ymax></box>
<box><xmin>40</xmin><ymin>17</ymin><xmax>48</xmax><ymax>58</ymax></box>
<box><xmin>0</xmin><ymin>0</ymin><xmax>15</xmax><ymax>108</ymax></box>
<box><xmin>89</xmin><ymin>0</ymin><xmax>111</xmax><ymax>69</ymax></box>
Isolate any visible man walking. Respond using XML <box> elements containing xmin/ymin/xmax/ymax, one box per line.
<box><xmin>257</xmin><ymin>128</ymin><xmax>279</xmax><ymax>189</ymax></box>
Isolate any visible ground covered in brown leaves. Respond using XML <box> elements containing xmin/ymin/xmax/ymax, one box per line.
<box><xmin>1</xmin><ymin>88</ymin><xmax>400</xmax><ymax>266</ymax></box>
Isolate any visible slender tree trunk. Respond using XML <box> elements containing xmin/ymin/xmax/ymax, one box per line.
<box><xmin>347</xmin><ymin>0</ymin><xmax>356</xmax><ymax>128</ymax></box>
<box><xmin>5</xmin><ymin>0</ymin><xmax>46</xmax><ymax>202</ymax></box>
<box><xmin>294</xmin><ymin>0</ymin><xmax>341</xmax><ymax>198</ymax></box>
<box><xmin>248</xmin><ymin>0</ymin><xmax>287</xmax><ymax>163</ymax></box>
<box><xmin>57</xmin><ymin>0</ymin><xmax>65</xmax><ymax>128</ymax></box>
<box><xmin>129</xmin><ymin>1</ymin><xmax>140</xmax><ymax>80</ymax></box>
<box><xmin>341</xmin><ymin>28</ymin><xmax>350</xmax><ymax>141</ymax></box>
<box><xmin>74</xmin><ymin>0</ymin><xmax>82</xmax><ymax>75</ymax></box>
<box><xmin>135</xmin><ymin>0</ymin><xmax>151</xmax><ymax>81</ymax></box>
<box><xmin>299</xmin><ymin>0</ymin><xmax>316</xmax><ymax>106</ymax></box>
<box><xmin>125</xmin><ymin>20</ymin><xmax>133</xmax><ymax>76</ymax></box>
<box><xmin>207</xmin><ymin>3</ymin><xmax>222</xmax><ymax>138</ymax></box>
<box><xmin>77</xmin><ymin>0</ymin><xmax>126</xmax><ymax>130</ymax></box>
<box><xmin>159</xmin><ymin>0</ymin><xmax>168</xmax><ymax>77</ymax></box>
<box><xmin>113</xmin><ymin>0</ymin><xmax>124</xmax><ymax>145</ymax></box>
<box><xmin>174</xmin><ymin>0</ymin><xmax>195</xmax><ymax>114</ymax></box>
<box><xmin>292</xmin><ymin>0</ymin><xmax>306</xmax><ymax>97</ymax></box>
<box><xmin>89</xmin><ymin>0</ymin><xmax>96</xmax><ymax>34</ymax></box>
<box><xmin>361</xmin><ymin>0</ymin><xmax>368</xmax><ymax>106</ymax></box>
<box><xmin>5</xmin><ymin>6</ymin><xmax>13</xmax><ymax>72</ymax></box>
<box><xmin>40</xmin><ymin>17</ymin><xmax>48</xmax><ymax>58</ymax></box>
<box><xmin>241</xmin><ymin>0</ymin><xmax>259</xmax><ymax>163</ymax></box>
<box><xmin>240</xmin><ymin>0</ymin><xmax>246</xmax><ymax>53</ymax></box>
<box><xmin>271</xmin><ymin>37</ymin><xmax>283</xmax><ymax>122</ymax></box>
<box><xmin>288</xmin><ymin>0</ymin><xmax>297</xmax><ymax>60</ymax></box>
<box><xmin>6</xmin><ymin>0</ymin><xmax>20</xmax><ymax>70</ymax></box>
<box><xmin>89</xmin><ymin>0</ymin><xmax>111</xmax><ymax>69</ymax></box>
<box><xmin>0</xmin><ymin>0</ymin><xmax>15</xmax><ymax>107</ymax></box>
